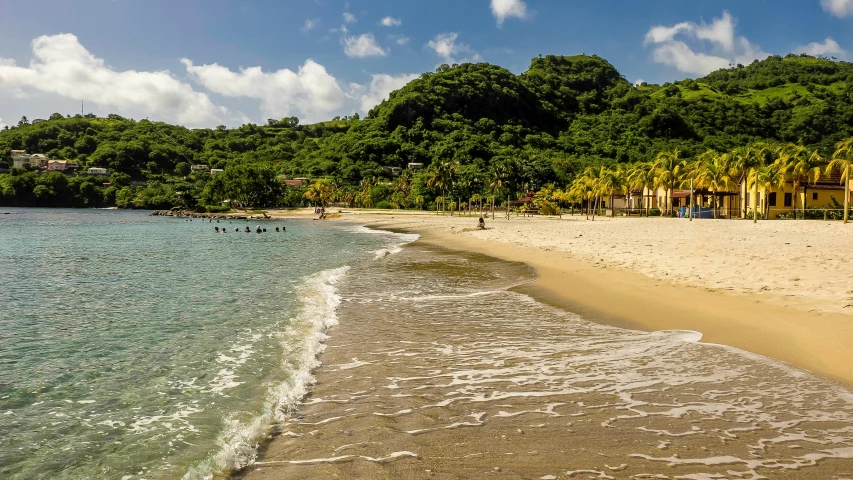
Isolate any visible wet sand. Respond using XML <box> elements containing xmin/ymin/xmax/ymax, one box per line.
<box><xmin>237</xmin><ymin>239</ymin><xmax>853</xmax><ymax>479</ymax></box>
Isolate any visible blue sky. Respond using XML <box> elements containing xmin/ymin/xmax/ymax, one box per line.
<box><xmin>1</xmin><ymin>0</ymin><xmax>853</xmax><ymax>128</ymax></box>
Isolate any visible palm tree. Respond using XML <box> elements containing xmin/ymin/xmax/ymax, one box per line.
<box><xmin>751</xmin><ymin>162</ymin><xmax>787</xmax><ymax>219</ymax></box>
<box><xmin>828</xmin><ymin>137</ymin><xmax>853</xmax><ymax>224</ymax></box>
<box><xmin>303</xmin><ymin>179</ymin><xmax>336</xmax><ymax>207</ymax></box>
<box><xmin>695</xmin><ymin>150</ymin><xmax>735</xmax><ymax>219</ymax></box>
<box><xmin>777</xmin><ymin>143</ymin><xmax>822</xmax><ymax>219</ymax></box>
<box><xmin>734</xmin><ymin>142</ymin><xmax>772</xmax><ymax>223</ymax></box>
<box><xmin>600</xmin><ymin>166</ymin><xmax>627</xmax><ymax>217</ymax></box>
<box><xmin>488</xmin><ymin>167</ymin><xmax>506</xmax><ymax>220</ymax></box>
<box><xmin>415</xmin><ymin>195</ymin><xmax>425</xmax><ymax>210</ymax></box>
<box><xmin>627</xmin><ymin>161</ymin><xmax>656</xmax><ymax>216</ymax></box>
<box><xmin>653</xmin><ymin>150</ymin><xmax>683</xmax><ymax>217</ymax></box>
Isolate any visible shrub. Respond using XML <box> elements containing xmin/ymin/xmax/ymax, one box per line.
<box><xmin>201</xmin><ymin>205</ymin><xmax>230</xmax><ymax>213</ymax></box>
<box><xmin>648</xmin><ymin>208</ymin><xmax>661</xmax><ymax>216</ymax></box>
<box><xmin>374</xmin><ymin>200</ymin><xmax>392</xmax><ymax>209</ymax></box>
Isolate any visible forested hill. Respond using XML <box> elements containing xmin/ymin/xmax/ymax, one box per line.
<box><xmin>2</xmin><ymin>53</ymin><xmax>853</xmax><ymax>208</ymax></box>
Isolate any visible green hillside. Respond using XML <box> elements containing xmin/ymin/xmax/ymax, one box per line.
<box><xmin>2</xmin><ymin>53</ymin><xmax>853</xmax><ymax>209</ymax></box>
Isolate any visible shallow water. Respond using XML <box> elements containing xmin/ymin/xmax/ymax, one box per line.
<box><xmin>0</xmin><ymin>209</ymin><xmax>411</xmax><ymax>479</ymax></box>
<box><xmin>242</xmin><ymin>243</ymin><xmax>853</xmax><ymax>479</ymax></box>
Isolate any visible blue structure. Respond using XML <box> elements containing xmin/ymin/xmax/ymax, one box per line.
<box><xmin>678</xmin><ymin>206</ymin><xmax>714</xmax><ymax>218</ymax></box>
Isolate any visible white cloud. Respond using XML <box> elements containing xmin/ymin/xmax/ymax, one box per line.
<box><xmin>357</xmin><ymin>73</ymin><xmax>419</xmax><ymax>112</ymax></box>
<box><xmin>633</xmin><ymin>79</ymin><xmax>645</xmax><ymax>86</ymax></box>
<box><xmin>342</xmin><ymin>33</ymin><xmax>388</xmax><ymax>58</ymax></box>
<box><xmin>795</xmin><ymin>37</ymin><xmax>847</xmax><ymax>58</ymax></box>
<box><xmin>645</xmin><ymin>22</ymin><xmax>693</xmax><ymax>44</ymax></box>
<box><xmin>427</xmin><ymin>32</ymin><xmax>482</xmax><ymax>64</ymax></box>
<box><xmin>392</xmin><ymin>35</ymin><xmax>410</xmax><ymax>46</ymax></box>
<box><xmin>181</xmin><ymin>58</ymin><xmax>347</xmax><ymax>123</ymax></box>
<box><xmin>695</xmin><ymin>11</ymin><xmax>735</xmax><ymax>52</ymax></box>
<box><xmin>643</xmin><ymin>11</ymin><xmax>769</xmax><ymax>76</ymax></box>
<box><xmin>821</xmin><ymin>0</ymin><xmax>853</xmax><ymax>17</ymax></box>
<box><xmin>0</xmin><ymin>117</ymin><xmax>6</xmax><ymax>129</ymax></box>
<box><xmin>343</xmin><ymin>12</ymin><xmax>357</xmax><ymax>23</ymax></box>
<box><xmin>302</xmin><ymin>18</ymin><xmax>319</xmax><ymax>32</ymax></box>
<box><xmin>380</xmin><ymin>16</ymin><xmax>401</xmax><ymax>27</ymax></box>
<box><xmin>0</xmin><ymin>33</ymin><xmax>226</xmax><ymax>126</ymax></box>
<box><xmin>490</xmin><ymin>0</ymin><xmax>528</xmax><ymax>25</ymax></box>
<box><xmin>651</xmin><ymin>41</ymin><xmax>731</xmax><ymax>76</ymax></box>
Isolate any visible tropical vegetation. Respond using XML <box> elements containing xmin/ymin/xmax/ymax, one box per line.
<box><xmin>2</xmin><ymin>53</ymin><xmax>853</xmax><ymax>216</ymax></box>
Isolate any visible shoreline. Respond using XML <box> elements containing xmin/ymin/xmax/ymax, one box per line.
<box><xmin>236</xmin><ymin>216</ymin><xmax>853</xmax><ymax>480</ymax></box>
<box><xmin>362</xmin><ymin>219</ymin><xmax>853</xmax><ymax>389</ymax></box>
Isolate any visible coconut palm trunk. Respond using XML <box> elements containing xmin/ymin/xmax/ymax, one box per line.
<box><xmin>752</xmin><ymin>182</ymin><xmax>759</xmax><ymax>223</ymax></box>
<box><xmin>844</xmin><ymin>172</ymin><xmax>850</xmax><ymax>224</ymax></box>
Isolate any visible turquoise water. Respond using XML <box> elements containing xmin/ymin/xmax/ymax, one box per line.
<box><xmin>0</xmin><ymin>208</ymin><xmax>409</xmax><ymax>479</ymax></box>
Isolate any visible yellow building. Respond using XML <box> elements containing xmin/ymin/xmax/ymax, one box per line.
<box><xmin>738</xmin><ymin>170</ymin><xmax>852</xmax><ymax>219</ymax></box>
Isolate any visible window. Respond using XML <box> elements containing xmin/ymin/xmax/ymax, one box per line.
<box><xmin>784</xmin><ymin>192</ymin><xmax>792</xmax><ymax>207</ymax></box>
<box><xmin>813</xmin><ymin>192</ymin><xmax>818</xmax><ymax>201</ymax></box>
<box><xmin>768</xmin><ymin>192</ymin><xmax>777</xmax><ymax>207</ymax></box>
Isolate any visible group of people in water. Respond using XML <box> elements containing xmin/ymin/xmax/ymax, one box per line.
<box><xmin>214</xmin><ymin>225</ymin><xmax>285</xmax><ymax>234</ymax></box>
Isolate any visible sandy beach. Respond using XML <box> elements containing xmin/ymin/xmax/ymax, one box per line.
<box><xmin>233</xmin><ymin>210</ymin><xmax>853</xmax><ymax>479</ymax></box>
<box><xmin>271</xmin><ymin>209</ymin><xmax>853</xmax><ymax>387</ymax></box>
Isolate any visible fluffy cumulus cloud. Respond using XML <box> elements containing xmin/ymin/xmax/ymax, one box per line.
<box><xmin>181</xmin><ymin>58</ymin><xmax>347</xmax><ymax>123</ymax></box>
<box><xmin>795</xmin><ymin>37</ymin><xmax>848</xmax><ymax>58</ymax></box>
<box><xmin>427</xmin><ymin>33</ymin><xmax>482</xmax><ymax>64</ymax></box>
<box><xmin>0</xmin><ymin>33</ymin><xmax>227</xmax><ymax>126</ymax></box>
<box><xmin>643</xmin><ymin>11</ymin><xmax>769</xmax><ymax>76</ymax></box>
<box><xmin>490</xmin><ymin>0</ymin><xmax>528</xmax><ymax>25</ymax></box>
<box><xmin>357</xmin><ymin>73</ymin><xmax>419</xmax><ymax>112</ymax></box>
<box><xmin>821</xmin><ymin>0</ymin><xmax>853</xmax><ymax>17</ymax></box>
<box><xmin>342</xmin><ymin>33</ymin><xmax>388</xmax><ymax>58</ymax></box>
<box><xmin>380</xmin><ymin>16</ymin><xmax>401</xmax><ymax>27</ymax></box>
<box><xmin>343</xmin><ymin>12</ymin><xmax>357</xmax><ymax>23</ymax></box>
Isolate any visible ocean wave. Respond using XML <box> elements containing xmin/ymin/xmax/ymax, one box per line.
<box><xmin>182</xmin><ymin>266</ymin><xmax>350</xmax><ymax>480</ymax></box>
<box><xmin>340</xmin><ymin>224</ymin><xmax>420</xmax><ymax>259</ymax></box>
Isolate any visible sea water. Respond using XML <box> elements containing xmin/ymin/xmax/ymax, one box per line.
<box><xmin>0</xmin><ymin>208</ymin><xmax>413</xmax><ymax>479</ymax></box>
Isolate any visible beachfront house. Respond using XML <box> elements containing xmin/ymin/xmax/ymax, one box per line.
<box><xmin>738</xmin><ymin>168</ymin><xmax>853</xmax><ymax>219</ymax></box>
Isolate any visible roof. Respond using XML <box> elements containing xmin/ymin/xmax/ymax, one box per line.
<box><xmin>671</xmin><ymin>190</ymin><xmax>691</xmax><ymax>198</ymax></box>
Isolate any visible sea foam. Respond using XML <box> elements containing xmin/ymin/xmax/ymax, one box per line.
<box><xmin>182</xmin><ymin>266</ymin><xmax>349</xmax><ymax>480</ymax></box>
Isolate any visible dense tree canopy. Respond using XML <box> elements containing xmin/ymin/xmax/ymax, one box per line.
<box><xmin>3</xmin><ymin>53</ymin><xmax>853</xmax><ymax>209</ymax></box>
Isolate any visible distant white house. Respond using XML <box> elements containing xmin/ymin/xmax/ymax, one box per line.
<box><xmin>87</xmin><ymin>167</ymin><xmax>109</xmax><ymax>176</ymax></box>
<box><xmin>210</xmin><ymin>168</ymin><xmax>224</xmax><ymax>175</ymax></box>
<box><xmin>191</xmin><ymin>164</ymin><xmax>209</xmax><ymax>171</ymax></box>
<box><xmin>407</xmin><ymin>162</ymin><xmax>424</xmax><ymax>170</ymax></box>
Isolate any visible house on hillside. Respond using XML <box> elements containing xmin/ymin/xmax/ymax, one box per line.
<box><xmin>31</xmin><ymin>119</ymin><xmax>46</xmax><ymax>124</ymax></box>
<box><xmin>407</xmin><ymin>163</ymin><xmax>424</xmax><ymax>170</ymax></box>
<box><xmin>191</xmin><ymin>164</ymin><xmax>208</xmax><ymax>171</ymax></box>
<box><xmin>87</xmin><ymin>167</ymin><xmax>109</xmax><ymax>176</ymax></box>
<box><xmin>47</xmin><ymin>160</ymin><xmax>79</xmax><ymax>172</ymax></box>
<box><xmin>210</xmin><ymin>169</ymin><xmax>224</xmax><ymax>175</ymax></box>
